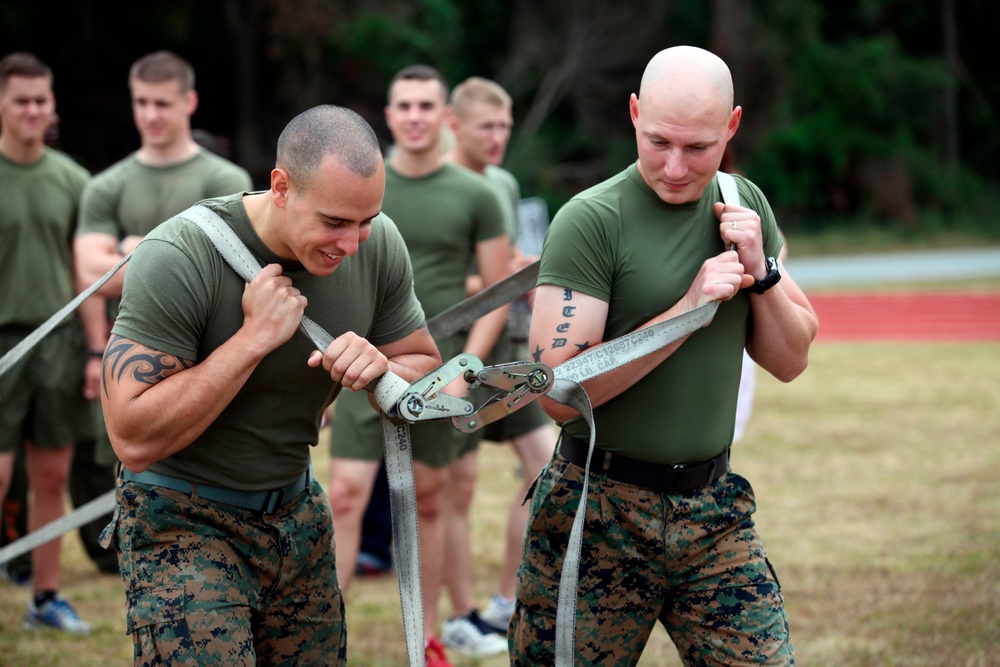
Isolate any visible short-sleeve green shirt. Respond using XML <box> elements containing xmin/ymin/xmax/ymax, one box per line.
<box><xmin>326</xmin><ymin>163</ymin><xmax>508</xmax><ymax>467</ymax></box>
<box><xmin>77</xmin><ymin>150</ymin><xmax>253</xmax><ymax>238</ymax></box>
<box><xmin>538</xmin><ymin>164</ymin><xmax>783</xmax><ymax>464</ymax></box>
<box><xmin>383</xmin><ymin>162</ymin><xmax>507</xmax><ymax>324</ymax></box>
<box><xmin>112</xmin><ymin>193</ymin><xmax>425</xmax><ymax>489</ymax></box>
<box><xmin>0</xmin><ymin>149</ymin><xmax>89</xmax><ymax>327</ymax></box>
<box><xmin>485</xmin><ymin>165</ymin><xmax>521</xmax><ymax>241</ymax></box>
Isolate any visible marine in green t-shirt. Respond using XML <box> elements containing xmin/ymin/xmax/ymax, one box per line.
<box><xmin>511</xmin><ymin>46</ymin><xmax>818</xmax><ymax>667</ymax></box>
<box><xmin>441</xmin><ymin>75</ymin><xmax>557</xmax><ymax>649</ymax></box>
<box><xmin>66</xmin><ymin>52</ymin><xmax>256</xmax><ymax>586</ymax></box>
<box><xmin>538</xmin><ymin>164</ymin><xmax>789</xmax><ymax>463</ymax></box>
<box><xmin>0</xmin><ymin>146</ymin><xmax>92</xmax><ymax>454</ymax></box>
<box><xmin>72</xmin><ymin>52</ymin><xmax>252</xmax><ymax>475</ymax></box>
<box><xmin>0</xmin><ymin>50</ymin><xmax>94</xmax><ymax>634</ymax></box>
<box><xmin>325</xmin><ymin>67</ymin><xmax>511</xmax><ymax>657</ymax></box>
<box><xmin>101</xmin><ymin>104</ymin><xmax>440</xmax><ymax>665</ymax></box>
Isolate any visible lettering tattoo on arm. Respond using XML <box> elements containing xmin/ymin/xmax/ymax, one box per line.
<box><xmin>102</xmin><ymin>334</ymin><xmax>193</xmax><ymax>398</ymax></box>
<box><xmin>549</xmin><ymin>288</ymin><xmax>588</xmax><ymax>353</ymax></box>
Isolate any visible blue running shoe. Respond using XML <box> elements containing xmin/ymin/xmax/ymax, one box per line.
<box><xmin>24</xmin><ymin>596</ymin><xmax>92</xmax><ymax>634</ymax></box>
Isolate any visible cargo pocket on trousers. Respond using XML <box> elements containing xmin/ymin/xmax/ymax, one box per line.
<box><xmin>509</xmin><ymin>566</ymin><xmax>561</xmax><ymax>664</ymax></box>
<box><xmin>127</xmin><ymin>586</ymin><xmax>185</xmax><ymax>635</ymax></box>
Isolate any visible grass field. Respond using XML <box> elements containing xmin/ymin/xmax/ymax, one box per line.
<box><xmin>2</xmin><ymin>340</ymin><xmax>998</xmax><ymax>666</ymax></box>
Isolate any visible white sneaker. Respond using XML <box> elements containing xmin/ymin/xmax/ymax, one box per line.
<box><xmin>441</xmin><ymin>610</ymin><xmax>508</xmax><ymax>656</ymax></box>
<box><xmin>480</xmin><ymin>593</ymin><xmax>516</xmax><ymax>633</ymax></box>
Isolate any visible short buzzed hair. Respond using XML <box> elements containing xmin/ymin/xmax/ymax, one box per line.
<box><xmin>276</xmin><ymin>105</ymin><xmax>381</xmax><ymax>190</ymax></box>
<box><xmin>450</xmin><ymin>77</ymin><xmax>511</xmax><ymax>118</ymax></box>
<box><xmin>0</xmin><ymin>52</ymin><xmax>52</xmax><ymax>91</ymax></box>
<box><xmin>129</xmin><ymin>50</ymin><xmax>195</xmax><ymax>92</ymax></box>
<box><xmin>388</xmin><ymin>64</ymin><xmax>448</xmax><ymax>101</ymax></box>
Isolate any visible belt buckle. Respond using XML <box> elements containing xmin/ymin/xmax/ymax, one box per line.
<box><xmin>262</xmin><ymin>488</ymin><xmax>284</xmax><ymax>515</ymax></box>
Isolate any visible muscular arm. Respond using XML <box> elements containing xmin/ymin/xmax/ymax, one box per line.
<box><xmin>374</xmin><ymin>325</ymin><xmax>442</xmax><ymax>383</ymax></box>
<box><xmin>530</xmin><ymin>249</ymin><xmax>751</xmax><ymax>423</ymax></box>
<box><xmin>744</xmin><ymin>266</ymin><xmax>817</xmax><ymax>381</ymax></box>
<box><xmin>104</xmin><ymin>263</ymin><xmax>308</xmax><ymax>472</ymax></box>
<box><xmin>715</xmin><ymin>202</ymin><xmax>817</xmax><ymax>381</ymax></box>
<box><xmin>462</xmin><ymin>234</ymin><xmax>510</xmax><ymax>360</ymax></box>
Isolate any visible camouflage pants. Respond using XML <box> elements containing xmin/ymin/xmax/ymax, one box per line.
<box><xmin>510</xmin><ymin>454</ymin><xmax>793</xmax><ymax>667</ymax></box>
<box><xmin>101</xmin><ymin>476</ymin><xmax>346</xmax><ymax>666</ymax></box>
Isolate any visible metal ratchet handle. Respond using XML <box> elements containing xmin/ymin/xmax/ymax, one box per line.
<box><xmin>451</xmin><ymin>361</ymin><xmax>554</xmax><ymax>434</ymax></box>
<box><xmin>394</xmin><ymin>353</ymin><xmax>483</xmax><ymax>423</ymax></box>
<box><xmin>465</xmin><ymin>360</ymin><xmax>553</xmax><ymax>394</ymax></box>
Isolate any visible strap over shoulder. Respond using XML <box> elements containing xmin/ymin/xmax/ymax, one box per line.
<box><xmin>717</xmin><ymin>171</ymin><xmax>741</xmax><ymax>207</ymax></box>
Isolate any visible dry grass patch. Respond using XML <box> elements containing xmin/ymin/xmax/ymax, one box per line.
<box><xmin>1</xmin><ymin>342</ymin><xmax>997</xmax><ymax>666</ymax></box>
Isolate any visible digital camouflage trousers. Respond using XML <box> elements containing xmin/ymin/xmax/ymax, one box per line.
<box><xmin>510</xmin><ymin>453</ymin><xmax>794</xmax><ymax>667</ymax></box>
<box><xmin>101</xmin><ymin>476</ymin><xmax>346</xmax><ymax>666</ymax></box>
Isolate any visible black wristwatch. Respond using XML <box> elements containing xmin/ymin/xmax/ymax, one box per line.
<box><xmin>747</xmin><ymin>257</ymin><xmax>781</xmax><ymax>294</ymax></box>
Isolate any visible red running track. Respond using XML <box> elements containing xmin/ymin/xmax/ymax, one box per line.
<box><xmin>807</xmin><ymin>293</ymin><xmax>1000</xmax><ymax>341</ymax></box>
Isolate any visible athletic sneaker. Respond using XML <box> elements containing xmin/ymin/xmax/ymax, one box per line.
<box><xmin>441</xmin><ymin>609</ymin><xmax>509</xmax><ymax>656</ymax></box>
<box><xmin>424</xmin><ymin>636</ymin><xmax>453</xmax><ymax>667</ymax></box>
<box><xmin>24</xmin><ymin>596</ymin><xmax>92</xmax><ymax>634</ymax></box>
<box><xmin>480</xmin><ymin>593</ymin><xmax>516</xmax><ymax>634</ymax></box>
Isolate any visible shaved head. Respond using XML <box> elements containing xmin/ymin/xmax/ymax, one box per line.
<box><xmin>639</xmin><ymin>46</ymin><xmax>734</xmax><ymax>123</ymax></box>
<box><xmin>630</xmin><ymin>46</ymin><xmax>741</xmax><ymax>204</ymax></box>
<box><xmin>277</xmin><ymin>105</ymin><xmax>382</xmax><ymax>191</ymax></box>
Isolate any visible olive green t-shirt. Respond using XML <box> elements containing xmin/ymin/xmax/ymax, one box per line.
<box><xmin>383</xmin><ymin>162</ymin><xmax>507</xmax><ymax>322</ymax></box>
<box><xmin>326</xmin><ymin>163</ymin><xmax>508</xmax><ymax>467</ymax></box>
<box><xmin>538</xmin><ymin>165</ymin><xmax>783</xmax><ymax>464</ymax></box>
<box><xmin>112</xmin><ymin>193</ymin><xmax>425</xmax><ymax>489</ymax></box>
<box><xmin>77</xmin><ymin>149</ymin><xmax>252</xmax><ymax>238</ymax></box>
<box><xmin>485</xmin><ymin>165</ymin><xmax>521</xmax><ymax>241</ymax></box>
<box><xmin>0</xmin><ymin>149</ymin><xmax>89</xmax><ymax>327</ymax></box>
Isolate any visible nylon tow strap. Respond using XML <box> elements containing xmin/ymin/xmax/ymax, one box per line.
<box><xmin>1</xmin><ymin>173</ymin><xmax>741</xmax><ymax>667</ymax></box>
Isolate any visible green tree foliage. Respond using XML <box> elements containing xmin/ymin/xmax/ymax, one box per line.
<box><xmin>746</xmin><ymin>36</ymin><xmax>949</xmax><ymax>226</ymax></box>
<box><xmin>739</xmin><ymin>0</ymin><xmax>999</xmax><ymax>231</ymax></box>
<box><xmin>1</xmin><ymin>0</ymin><xmax>996</xmax><ymax>235</ymax></box>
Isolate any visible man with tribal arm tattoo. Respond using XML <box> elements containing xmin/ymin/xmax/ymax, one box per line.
<box><xmin>99</xmin><ymin>105</ymin><xmax>440</xmax><ymax>667</ymax></box>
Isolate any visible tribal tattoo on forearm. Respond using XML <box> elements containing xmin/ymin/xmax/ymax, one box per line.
<box><xmin>533</xmin><ymin>288</ymin><xmax>590</xmax><ymax>362</ymax></box>
<box><xmin>102</xmin><ymin>335</ymin><xmax>193</xmax><ymax>398</ymax></box>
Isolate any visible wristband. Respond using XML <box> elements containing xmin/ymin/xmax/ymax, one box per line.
<box><xmin>88</xmin><ymin>351</ymin><xmax>105</xmax><ymax>359</ymax></box>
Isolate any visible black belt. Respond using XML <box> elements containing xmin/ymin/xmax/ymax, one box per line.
<box><xmin>558</xmin><ymin>432</ymin><xmax>729</xmax><ymax>495</ymax></box>
<box><xmin>123</xmin><ymin>467</ymin><xmax>311</xmax><ymax>515</ymax></box>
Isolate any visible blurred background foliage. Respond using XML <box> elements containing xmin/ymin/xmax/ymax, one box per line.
<box><xmin>3</xmin><ymin>0</ymin><xmax>997</xmax><ymax>237</ymax></box>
